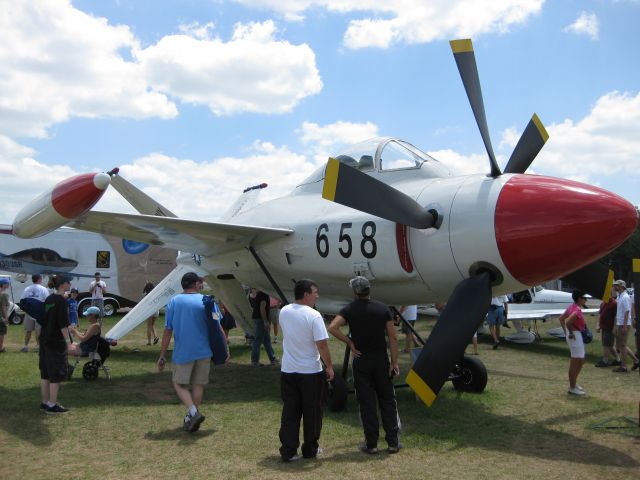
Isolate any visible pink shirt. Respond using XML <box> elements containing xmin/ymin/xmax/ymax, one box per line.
<box><xmin>564</xmin><ymin>303</ymin><xmax>586</xmax><ymax>331</ymax></box>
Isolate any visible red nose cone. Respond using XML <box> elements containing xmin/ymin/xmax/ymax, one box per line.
<box><xmin>52</xmin><ymin>173</ymin><xmax>110</xmax><ymax>219</ymax></box>
<box><xmin>495</xmin><ymin>175</ymin><xmax>637</xmax><ymax>286</ymax></box>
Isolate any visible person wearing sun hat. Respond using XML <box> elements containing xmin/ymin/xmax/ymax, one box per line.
<box><xmin>69</xmin><ymin>306</ymin><xmax>102</xmax><ymax>356</ymax></box>
<box><xmin>612</xmin><ymin>280</ymin><xmax>639</xmax><ymax>372</ymax></box>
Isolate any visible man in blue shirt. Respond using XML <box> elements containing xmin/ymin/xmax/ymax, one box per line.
<box><xmin>157</xmin><ymin>272</ymin><xmax>212</xmax><ymax>433</ymax></box>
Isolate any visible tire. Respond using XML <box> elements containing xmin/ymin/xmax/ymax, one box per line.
<box><xmin>9</xmin><ymin>310</ymin><xmax>24</xmax><ymax>325</ymax></box>
<box><xmin>103</xmin><ymin>300</ymin><xmax>118</xmax><ymax>317</ymax></box>
<box><xmin>82</xmin><ymin>361</ymin><xmax>99</xmax><ymax>381</ymax></box>
<box><xmin>451</xmin><ymin>355</ymin><xmax>488</xmax><ymax>393</ymax></box>
<box><xmin>327</xmin><ymin>371</ymin><xmax>348</xmax><ymax>412</ymax></box>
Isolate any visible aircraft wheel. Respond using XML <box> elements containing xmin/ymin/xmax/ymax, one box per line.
<box><xmin>451</xmin><ymin>355</ymin><xmax>487</xmax><ymax>393</ymax></box>
<box><xmin>327</xmin><ymin>371</ymin><xmax>348</xmax><ymax>412</ymax></box>
<box><xmin>82</xmin><ymin>361</ymin><xmax>99</xmax><ymax>381</ymax></box>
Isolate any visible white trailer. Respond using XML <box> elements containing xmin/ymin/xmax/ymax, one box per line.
<box><xmin>0</xmin><ymin>227</ymin><xmax>176</xmax><ymax>319</ymax></box>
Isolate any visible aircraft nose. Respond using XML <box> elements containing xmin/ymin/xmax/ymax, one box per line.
<box><xmin>495</xmin><ymin>175</ymin><xmax>638</xmax><ymax>286</ymax></box>
<box><xmin>52</xmin><ymin>172</ymin><xmax>111</xmax><ymax>219</ymax></box>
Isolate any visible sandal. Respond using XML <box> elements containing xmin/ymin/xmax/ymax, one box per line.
<box><xmin>153</xmin><ymin>337</ymin><xmax>159</xmax><ymax>345</ymax></box>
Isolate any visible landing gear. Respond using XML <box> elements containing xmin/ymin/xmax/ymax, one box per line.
<box><xmin>326</xmin><ymin>372</ymin><xmax>348</xmax><ymax>412</ymax></box>
<box><xmin>450</xmin><ymin>355</ymin><xmax>488</xmax><ymax>393</ymax></box>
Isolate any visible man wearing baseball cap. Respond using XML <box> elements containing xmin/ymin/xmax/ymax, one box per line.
<box><xmin>40</xmin><ymin>275</ymin><xmax>78</xmax><ymax>414</ymax></box>
<box><xmin>612</xmin><ymin>280</ymin><xmax>639</xmax><ymax>372</ymax></box>
<box><xmin>157</xmin><ymin>272</ymin><xmax>212</xmax><ymax>433</ymax></box>
<box><xmin>328</xmin><ymin>276</ymin><xmax>401</xmax><ymax>454</ymax></box>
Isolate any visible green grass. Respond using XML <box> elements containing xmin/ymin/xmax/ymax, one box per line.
<box><xmin>1</xmin><ymin>314</ymin><xmax>639</xmax><ymax>480</ymax></box>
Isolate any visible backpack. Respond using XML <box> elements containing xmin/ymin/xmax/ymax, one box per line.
<box><xmin>19</xmin><ymin>298</ymin><xmax>46</xmax><ymax>325</ymax></box>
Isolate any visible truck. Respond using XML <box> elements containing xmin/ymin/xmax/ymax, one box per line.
<box><xmin>0</xmin><ymin>227</ymin><xmax>176</xmax><ymax>322</ymax></box>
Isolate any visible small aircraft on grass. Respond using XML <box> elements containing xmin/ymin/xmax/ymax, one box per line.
<box><xmin>6</xmin><ymin>39</ymin><xmax>637</xmax><ymax>408</ymax></box>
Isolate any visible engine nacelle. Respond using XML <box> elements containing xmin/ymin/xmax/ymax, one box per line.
<box><xmin>12</xmin><ymin>172</ymin><xmax>111</xmax><ymax>238</ymax></box>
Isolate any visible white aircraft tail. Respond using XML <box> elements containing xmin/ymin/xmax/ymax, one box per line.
<box><xmin>104</xmin><ymin>263</ymin><xmax>201</xmax><ymax>341</ymax></box>
<box><xmin>220</xmin><ymin>183</ymin><xmax>267</xmax><ymax>221</ymax></box>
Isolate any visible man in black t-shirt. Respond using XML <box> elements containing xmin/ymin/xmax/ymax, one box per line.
<box><xmin>328</xmin><ymin>276</ymin><xmax>401</xmax><ymax>454</ymax></box>
<box><xmin>40</xmin><ymin>275</ymin><xmax>78</xmax><ymax>414</ymax></box>
<box><xmin>249</xmin><ymin>288</ymin><xmax>277</xmax><ymax>366</ymax></box>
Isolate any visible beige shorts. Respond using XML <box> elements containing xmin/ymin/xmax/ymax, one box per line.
<box><xmin>23</xmin><ymin>314</ymin><xmax>41</xmax><ymax>332</ymax></box>
<box><xmin>172</xmin><ymin>358</ymin><xmax>211</xmax><ymax>385</ymax></box>
<box><xmin>614</xmin><ymin>326</ymin><xmax>628</xmax><ymax>350</ymax></box>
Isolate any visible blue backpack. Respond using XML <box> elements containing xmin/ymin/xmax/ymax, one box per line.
<box><xmin>202</xmin><ymin>295</ymin><xmax>229</xmax><ymax>365</ymax></box>
<box><xmin>19</xmin><ymin>298</ymin><xmax>46</xmax><ymax>325</ymax></box>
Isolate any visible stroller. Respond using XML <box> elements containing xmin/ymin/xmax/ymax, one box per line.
<box><xmin>69</xmin><ymin>336</ymin><xmax>111</xmax><ymax>381</ymax></box>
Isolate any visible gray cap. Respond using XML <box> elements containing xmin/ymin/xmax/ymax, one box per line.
<box><xmin>349</xmin><ymin>276</ymin><xmax>370</xmax><ymax>295</ymax></box>
<box><xmin>613</xmin><ymin>279</ymin><xmax>626</xmax><ymax>288</ymax></box>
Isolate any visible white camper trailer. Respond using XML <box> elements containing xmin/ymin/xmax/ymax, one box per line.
<box><xmin>0</xmin><ymin>227</ymin><xmax>176</xmax><ymax>320</ymax></box>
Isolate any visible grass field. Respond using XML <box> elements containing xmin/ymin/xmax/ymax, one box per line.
<box><xmin>1</xmin><ymin>313</ymin><xmax>639</xmax><ymax>480</ymax></box>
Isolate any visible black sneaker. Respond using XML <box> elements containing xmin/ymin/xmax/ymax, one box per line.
<box><xmin>188</xmin><ymin>411</ymin><xmax>205</xmax><ymax>433</ymax></box>
<box><xmin>612</xmin><ymin>366</ymin><xmax>628</xmax><ymax>373</ymax></box>
<box><xmin>359</xmin><ymin>443</ymin><xmax>378</xmax><ymax>454</ymax></box>
<box><xmin>611</xmin><ymin>360</ymin><xmax>622</xmax><ymax>366</ymax></box>
<box><xmin>387</xmin><ymin>445</ymin><xmax>402</xmax><ymax>454</ymax></box>
<box><xmin>631</xmin><ymin>362</ymin><xmax>639</xmax><ymax>371</ymax></box>
<box><xmin>594</xmin><ymin>360</ymin><xmax>610</xmax><ymax>367</ymax></box>
<box><xmin>45</xmin><ymin>404</ymin><xmax>69</xmax><ymax>415</ymax></box>
<box><xmin>40</xmin><ymin>402</ymin><xmax>48</xmax><ymax>412</ymax></box>
<box><xmin>183</xmin><ymin>415</ymin><xmax>192</xmax><ymax>432</ymax></box>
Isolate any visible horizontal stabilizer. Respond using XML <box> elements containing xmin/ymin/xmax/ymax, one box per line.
<box><xmin>104</xmin><ymin>264</ymin><xmax>202</xmax><ymax>340</ymax></box>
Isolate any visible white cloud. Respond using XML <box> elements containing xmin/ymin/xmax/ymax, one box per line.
<box><xmin>0</xmin><ymin>135</ymin><xmax>76</xmax><ymax>224</ymax></box>
<box><xmin>534</xmin><ymin>91</ymin><xmax>640</xmax><ymax>181</ymax></box>
<box><xmin>426</xmin><ymin>148</ymin><xmax>489</xmax><ymax>175</ymax></box>
<box><xmin>234</xmin><ymin>0</ymin><xmax>545</xmax><ymax>49</ymax></box>
<box><xmin>0</xmin><ymin>119</ymin><xmax>381</xmax><ymax>224</ymax></box>
<box><xmin>138</xmin><ymin>20</ymin><xmax>322</xmax><ymax>115</ymax></box>
<box><xmin>0</xmin><ymin>0</ymin><xmax>177</xmax><ymax>138</ymax></box>
<box><xmin>0</xmin><ymin>2</ymin><xmax>322</xmax><ymax>139</ymax></box>
<box><xmin>299</xmin><ymin>120</ymin><xmax>379</xmax><ymax>163</ymax></box>
<box><xmin>563</xmin><ymin>11</ymin><xmax>599</xmax><ymax>40</ymax></box>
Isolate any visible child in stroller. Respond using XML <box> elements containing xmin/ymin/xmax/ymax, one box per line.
<box><xmin>69</xmin><ymin>306</ymin><xmax>111</xmax><ymax>380</ymax></box>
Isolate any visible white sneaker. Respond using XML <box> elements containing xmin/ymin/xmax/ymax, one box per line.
<box><xmin>20</xmin><ymin>346</ymin><xmax>28</xmax><ymax>353</ymax></box>
<box><xmin>568</xmin><ymin>387</ymin><xmax>586</xmax><ymax>396</ymax></box>
<box><xmin>575</xmin><ymin>385</ymin><xmax>585</xmax><ymax>392</ymax></box>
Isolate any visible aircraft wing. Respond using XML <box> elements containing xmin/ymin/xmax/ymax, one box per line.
<box><xmin>69</xmin><ymin>211</ymin><xmax>293</xmax><ymax>256</ymax></box>
<box><xmin>508</xmin><ymin>308</ymin><xmax>598</xmax><ymax>321</ymax></box>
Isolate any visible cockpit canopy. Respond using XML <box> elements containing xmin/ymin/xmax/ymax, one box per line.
<box><xmin>298</xmin><ymin>137</ymin><xmax>451</xmax><ymax>187</ymax></box>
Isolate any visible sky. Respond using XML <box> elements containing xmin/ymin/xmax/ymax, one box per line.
<box><xmin>1</xmin><ymin>0</ymin><xmax>639</xmax><ymax>224</ymax></box>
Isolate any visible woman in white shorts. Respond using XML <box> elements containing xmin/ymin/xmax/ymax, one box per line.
<box><xmin>559</xmin><ymin>290</ymin><xmax>589</xmax><ymax>396</ymax></box>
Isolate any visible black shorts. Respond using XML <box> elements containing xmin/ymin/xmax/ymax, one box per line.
<box><xmin>39</xmin><ymin>344</ymin><xmax>68</xmax><ymax>383</ymax></box>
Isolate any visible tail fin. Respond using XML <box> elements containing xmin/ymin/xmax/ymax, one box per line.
<box><xmin>104</xmin><ymin>264</ymin><xmax>201</xmax><ymax>340</ymax></box>
<box><xmin>220</xmin><ymin>183</ymin><xmax>267</xmax><ymax>221</ymax></box>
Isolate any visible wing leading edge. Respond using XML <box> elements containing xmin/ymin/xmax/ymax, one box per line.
<box><xmin>70</xmin><ymin>211</ymin><xmax>293</xmax><ymax>257</ymax></box>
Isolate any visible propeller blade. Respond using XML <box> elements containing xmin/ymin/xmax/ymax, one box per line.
<box><xmin>450</xmin><ymin>39</ymin><xmax>501</xmax><ymax>178</ymax></box>
<box><xmin>406</xmin><ymin>272</ymin><xmax>492</xmax><ymax>406</ymax></box>
<box><xmin>322</xmin><ymin>157</ymin><xmax>436</xmax><ymax>229</ymax></box>
<box><xmin>503</xmin><ymin>114</ymin><xmax>549</xmax><ymax>174</ymax></box>
<box><xmin>562</xmin><ymin>261</ymin><xmax>614</xmax><ymax>301</ymax></box>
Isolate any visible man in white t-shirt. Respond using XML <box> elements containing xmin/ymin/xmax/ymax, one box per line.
<box><xmin>278</xmin><ymin>279</ymin><xmax>334</xmax><ymax>462</ymax></box>
<box><xmin>89</xmin><ymin>272</ymin><xmax>107</xmax><ymax>318</ymax></box>
<box><xmin>20</xmin><ymin>274</ymin><xmax>49</xmax><ymax>352</ymax></box>
<box><xmin>613</xmin><ymin>280</ymin><xmax>639</xmax><ymax>372</ymax></box>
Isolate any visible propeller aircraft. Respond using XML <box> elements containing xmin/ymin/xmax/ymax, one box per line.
<box><xmin>6</xmin><ymin>39</ymin><xmax>638</xmax><ymax>408</ymax></box>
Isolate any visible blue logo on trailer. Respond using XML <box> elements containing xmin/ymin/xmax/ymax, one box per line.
<box><xmin>122</xmin><ymin>239</ymin><xmax>149</xmax><ymax>255</ymax></box>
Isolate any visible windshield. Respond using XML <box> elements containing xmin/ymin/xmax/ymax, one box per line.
<box><xmin>296</xmin><ymin>137</ymin><xmax>450</xmax><ymax>187</ymax></box>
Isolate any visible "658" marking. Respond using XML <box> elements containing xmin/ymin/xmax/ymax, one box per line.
<box><xmin>316</xmin><ymin>222</ymin><xmax>377</xmax><ymax>259</ymax></box>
